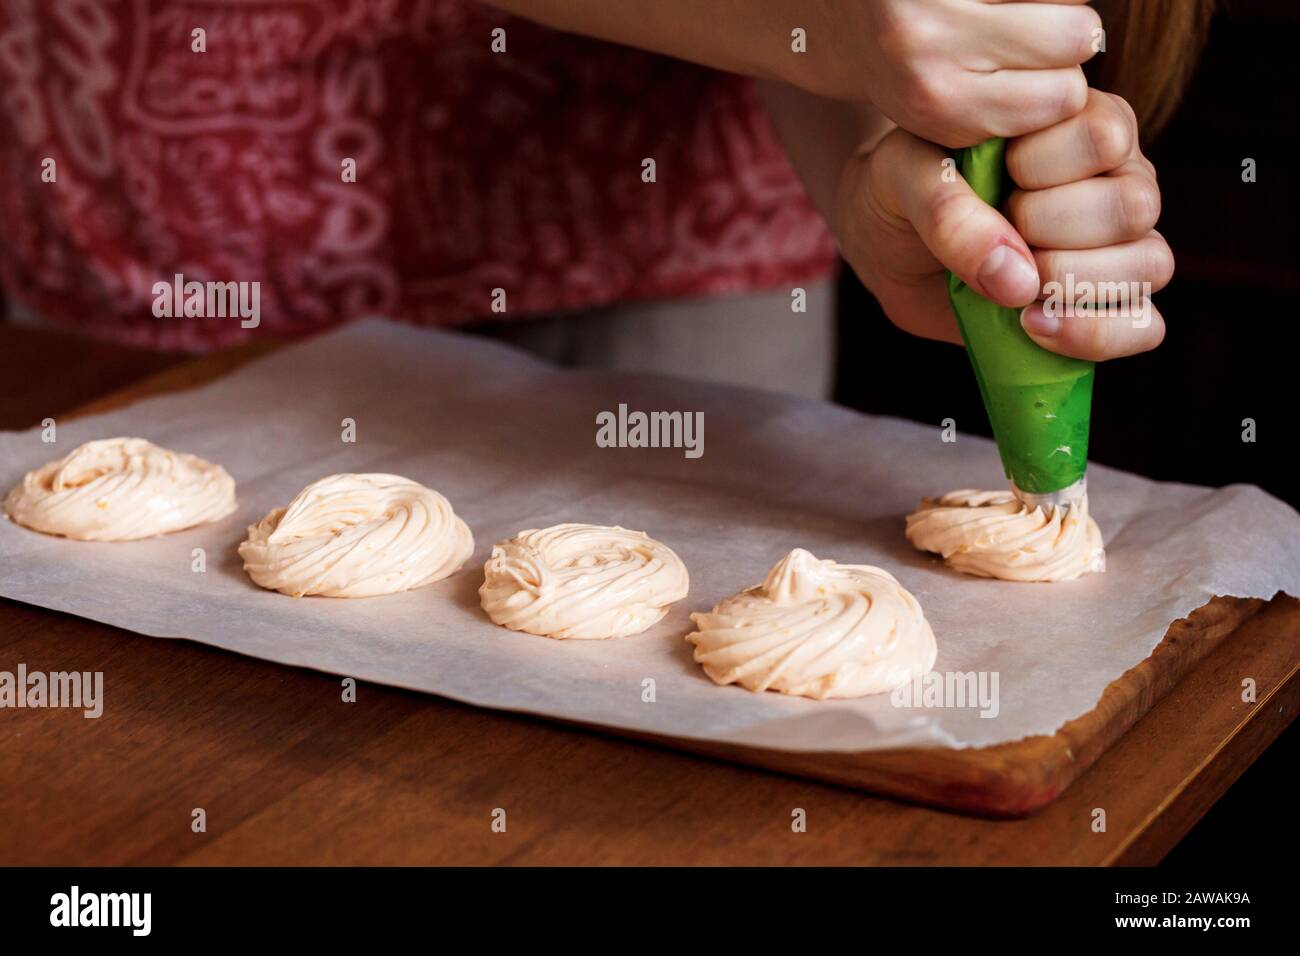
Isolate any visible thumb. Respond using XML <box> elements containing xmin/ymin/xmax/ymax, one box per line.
<box><xmin>872</xmin><ymin>133</ymin><xmax>1041</xmax><ymax>308</ymax></box>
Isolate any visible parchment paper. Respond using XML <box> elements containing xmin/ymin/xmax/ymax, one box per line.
<box><xmin>1</xmin><ymin>319</ymin><xmax>1296</xmax><ymax>751</ymax></box>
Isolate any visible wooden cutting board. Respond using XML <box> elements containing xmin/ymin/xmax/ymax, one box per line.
<box><xmin>62</xmin><ymin>340</ymin><xmax>1286</xmax><ymax>817</ymax></box>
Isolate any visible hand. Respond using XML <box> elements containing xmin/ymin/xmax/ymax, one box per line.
<box><xmin>835</xmin><ymin>90</ymin><xmax>1171</xmax><ymax>361</ymax></box>
<box><xmin>807</xmin><ymin>0</ymin><xmax>1102</xmax><ymax>147</ymax></box>
<box><xmin>488</xmin><ymin>0</ymin><xmax>1101</xmax><ymax>148</ymax></box>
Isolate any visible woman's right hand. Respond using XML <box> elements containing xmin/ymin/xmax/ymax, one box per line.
<box><xmin>488</xmin><ymin>0</ymin><xmax>1101</xmax><ymax>147</ymax></box>
<box><xmin>796</xmin><ymin>0</ymin><xmax>1102</xmax><ymax>147</ymax></box>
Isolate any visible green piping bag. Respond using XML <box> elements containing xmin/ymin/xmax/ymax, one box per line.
<box><xmin>947</xmin><ymin>139</ymin><xmax>1094</xmax><ymax>505</ymax></box>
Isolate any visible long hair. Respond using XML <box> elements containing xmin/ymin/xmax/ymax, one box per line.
<box><xmin>1090</xmin><ymin>0</ymin><xmax>1217</xmax><ymax>138</ymax></box>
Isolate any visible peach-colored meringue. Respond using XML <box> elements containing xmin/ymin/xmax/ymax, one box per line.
<box><xmin>906</xmin><ymin>488</ymin><xmax>1105</xmax><ymax>582</ymax></box>
<box><xmin>687</xmin><ymin>548</ymin><xmax>937</xmax><ymax>700</ymax></box>
<box><xmin>480</xmin><ymin>523</ymin><xmax>688</xmax><ymax>639</ymax></box>
<box><xmin>4</xmin><ymin>437</ymin><xmax>236</xmax><ymax>541</ymax></box>
<box><xmin>239</xmin><ymin>473</ymin><xmax>473</xmax><ymax>597</ymax></box>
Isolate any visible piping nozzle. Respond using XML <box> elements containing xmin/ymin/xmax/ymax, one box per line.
<box><xmin>1012</xmin><ymin>477</ymin><xmax>1087</xmax><ymax>514</ymax></box>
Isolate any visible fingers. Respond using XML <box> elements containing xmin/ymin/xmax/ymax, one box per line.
<box><xmin>885</xmin><ymin>62</ymin><xmax>1088</xmax><ymax>150</ymax></box>
<box><xmin>1032</xmin><ymin>232</ymin><xmax>1175</xmax><ymax>294</ymax></box>
<box><xmin>864</xmin><ymin>0</ymin><xmax>1103</xmax><ymax>146</ymax></box>
<box><xmin>968</xmin><ymin>2</ymin><xmax>1103</xmax><ymax>72</ymax></box>
<box><xmin>870</xmin><ymin>132</ymin><xmax>1040</xmax><ymax>308</ymax></box>
<box><xmin>842</xmin><ymin>119</ymin><xmax>1171</xmax><ymax>364</ymax></box>
<box><xmin>1005</xmin><ymin>90</ymin><xmax>1137</xmax><ymax>189</ymax></box>
<box><xmin>1005</xmin><ymin>90</ymin><xmax>1159</xmax><ymax>252</ymax></box>
<box><xmin>1020</xmin><ymin>296</ymin><xmax>1166</xmax><ymax>361</ymax></box>
<box><xmin>1005</xmin><ymin>160</ymin><xmax>1161</xmax><ymax>249</ymax></box>
<box><xmin>996</xmin><ymin>86</ymin><xmax>1170</xmax><ymax>361</ymax></box>
<box><xmin>1026</xmin><ymin>228</ymin><xmax>1174</xmax><ymax>361</ymax></box>
<box><xmin>966</xmin><ymin>68</ymin><xmax>1090</xmax><ymax>142</ymax></box>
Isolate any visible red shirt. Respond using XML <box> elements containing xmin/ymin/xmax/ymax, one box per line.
<box><xmin>0</xmin><ymin>0</ymin><xmax>835</xmax><ymax>351</ymax></box>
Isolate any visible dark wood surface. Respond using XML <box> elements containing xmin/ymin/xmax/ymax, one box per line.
<box><xmin>0</xmin><ymin>324</ymin><xmax>1296</xmax><ymax>864</ymax></box>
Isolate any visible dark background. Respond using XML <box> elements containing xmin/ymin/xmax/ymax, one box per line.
<box><xmin>833</xmin><ymin>0</ymin><xmax>1298</xmax><ymax>866</ymax></box>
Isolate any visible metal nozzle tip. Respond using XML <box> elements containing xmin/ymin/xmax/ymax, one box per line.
<box><xmin>1012</xmin><ymin>477</ymin><xmax>1087</xmax><ymax>513</ymax></box>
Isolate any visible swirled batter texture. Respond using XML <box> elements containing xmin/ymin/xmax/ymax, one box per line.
<box><xmin>479</xmin><ymin>523</ymin><xmax>689</xmax><ymax>639</ymax></box>
<box><xmin>905</xmin><ymin>488</ymin><xmax>1105</xmax><ymax>582</ymax></box>
<box><xmin>686</xmin><ymin>548</ymin><xmax>937</xmax><ymax>700</ymax></box>
<box><xmin>4</xmin><ymin>437</ymin><xmax>236</xmax><ymax>541</ymax></box>
<box><xmin>239</xmin><ymin>473</ymin><xmax>473</xmax><ymax>597</ymax></box>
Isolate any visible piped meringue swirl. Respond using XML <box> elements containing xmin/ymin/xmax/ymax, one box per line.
<box><xmin>239</xmin><ymin>473</ymin><xmax>473</xmax><ymax>597</ymax></box>
<box><xmin>687</xmin><ymin>548</ymin><xmax>937</xmax><ymax>700</ymax></box>
<box><xmin>479</xmin><ymin>523</ymin><xmax>689</xmax><ymax>639</ymax></box>
<box><xmin>905</xmin><ymin>488</ymin><xmax>1105</xmax><ymax>582</ymax></box>
<box><xmin>4</xmin><ymin>437</ymin><xmax>236</xmax><ymax>541</ymax></box>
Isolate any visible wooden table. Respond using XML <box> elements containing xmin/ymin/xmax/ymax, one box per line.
<box><xmin>1</xmin><ymin>324</ymin><xmax>1296</xmax><ymax>865</ymax></box>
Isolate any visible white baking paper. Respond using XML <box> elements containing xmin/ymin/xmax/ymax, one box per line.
<box><xmin>1</xmin><ymin>319</ymin><xmax>1296</xmax><ymax>752</ymax></box>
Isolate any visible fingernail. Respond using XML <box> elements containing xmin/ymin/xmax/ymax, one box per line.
<box><xmin>1020</xmin><ymin>303</ymin><xmax>1060</xmax><ymax>337</ymax></box>
<box><xmin>977</xmin><ymin>244</ymin><xmax>1039</xmax><ymax>305</ymax></box>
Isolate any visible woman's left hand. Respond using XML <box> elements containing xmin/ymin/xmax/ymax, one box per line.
<box><xmin>832</xmin><ymin>88</ymin><xmax>1172</xmax><ymax>362</ymax></box>
<box><xmin>1005</xmin><ymin>89</ymin><xmax>1173</xmax><ymax>359</ymax></box>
